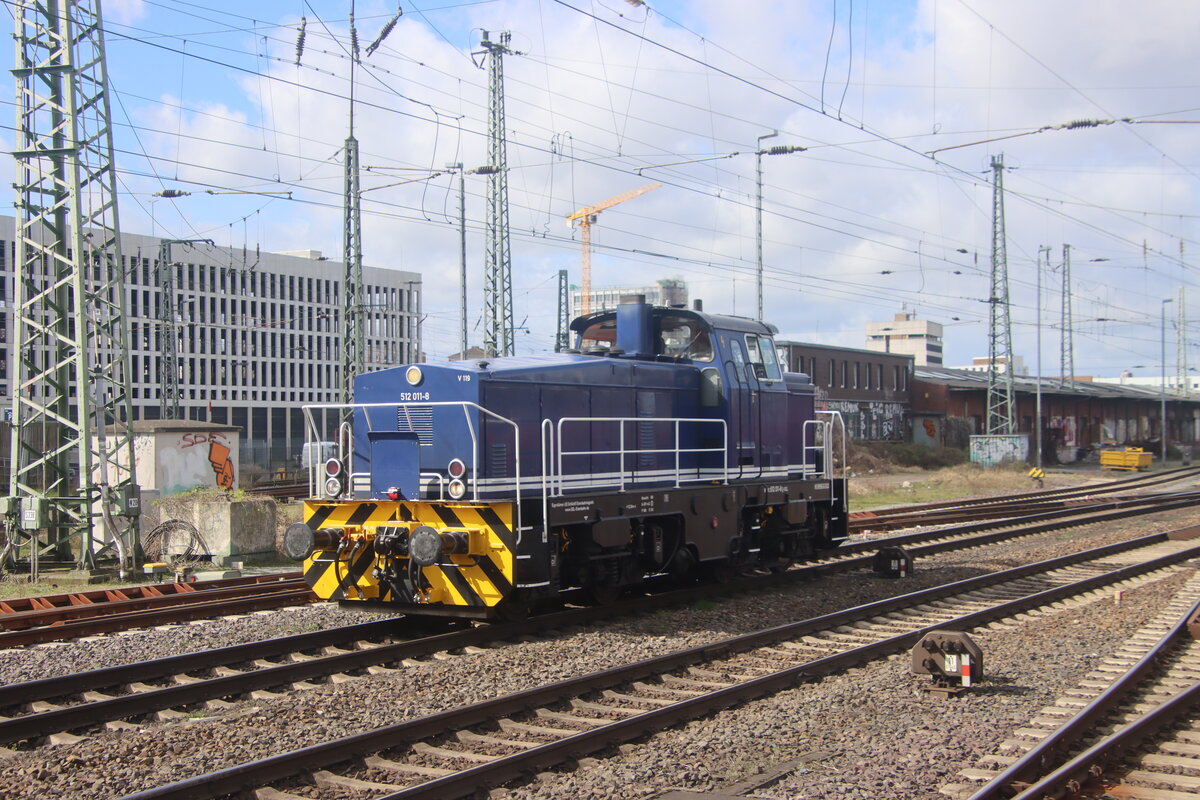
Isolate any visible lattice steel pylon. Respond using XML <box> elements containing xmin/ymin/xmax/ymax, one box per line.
<box><xmin>985</xmin><ymin>154</ymin><xmax>1015</xmax><ymax>435</ymax></box>
<box><xmin>11</xmin><ymin>0</ymin><xmax>140</xmax><ymax>576</ymax></box>
<box><xmin>158</xmin><ymin>239</ymin><xmax>210</xmax><ymax>420</ymax></box>
<box><xmin>341</xmin><ymin>8</ymin><xmax>364</xmax><ymax>407</ymax></box>
<box><xmin>477</xmin><ymin>31</ymin><xmax>517</xmax><ymax>358</ymax></box>
<box><xmin>1060</xmin><ymin>243</ymin><xmax>1074</xmax><ymax>386</ymax></box>
<box><xmin>555</xmin><ymin>269</ymin><xmax>570</xmax><ymax>352</ymax></box>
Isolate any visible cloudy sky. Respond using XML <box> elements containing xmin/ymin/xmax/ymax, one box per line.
<box><xmin>7</xmin><ymin>0</ymin><xmax>1198</xmax><ymax>376</ymax></box>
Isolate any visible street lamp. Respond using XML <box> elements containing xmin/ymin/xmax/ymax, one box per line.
<box><xmin>755</xmin><ymin>132</ymin><xmax>804</xmax><ymax>322</ymax></box>
<box><xmin>1162</xmin><ymin>297</ymin><xmax>1174</xmax><ymax>465</ymax></box>
<box><xmin>444</xmin><ymin>164</ymin><xmax>499</xmax><ymax>359</ymax></box>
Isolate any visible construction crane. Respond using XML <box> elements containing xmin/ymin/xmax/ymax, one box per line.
<box><xmin>567</xmin><ymin>182</ymin><xmax>660</xmax><ymax>315</ymax></box>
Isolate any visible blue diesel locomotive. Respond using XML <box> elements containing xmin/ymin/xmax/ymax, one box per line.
<box><xmin>285</xmin><ymin>296</ymin><xmax>848</xmax><ymax>618</ymax></box>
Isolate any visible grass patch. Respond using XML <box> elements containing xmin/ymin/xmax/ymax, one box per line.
<box><xmin>0</xmin><ymin>574</ymin><xmax>139</xmax><ymax>600</ymax></box>
<box><xmin>850</xmin><ymin>463</ymin><xmax>1037</xmax><ymax>511</ymax></box>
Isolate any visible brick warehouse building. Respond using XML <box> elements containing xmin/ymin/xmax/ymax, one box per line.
<box><xmin>0</xmin><ymin>217</ymin><xmax>422</xmax><ymax>476</ymax></box>
<box><xmin>911</xmin><ymin>366</ymin><xmax>1200</xmax><ymax>462</ymax></box>
<box><xmin>776</xmin><ymin>341</ymin><xmax>913</xmax><ymax>441</ymax></box>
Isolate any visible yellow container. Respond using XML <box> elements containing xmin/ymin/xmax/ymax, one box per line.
<box><xmin>1100</xmin><ymin>447</ymin><xmax>1153</xmax><ymax>471</ymax></box>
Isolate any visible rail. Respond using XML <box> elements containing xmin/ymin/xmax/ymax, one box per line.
<box><xmin>970</xmin><ymin>594</ymin><xmax>1200</xmax><ymax>800</ymax></box>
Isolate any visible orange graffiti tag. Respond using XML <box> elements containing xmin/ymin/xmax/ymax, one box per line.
<box><xmin>208</xmin><ymin>440</ymin><xmax>235</xmax><ymax>490</ymax></box>
<box><xmin>923</xmin><ymin>419</ymin><xmax>937</xmax><ymax>438</ymax></box>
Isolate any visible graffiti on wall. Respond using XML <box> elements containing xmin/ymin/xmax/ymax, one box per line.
<box><xmin>161</xmin><ymin>431</ymin><xmax>238</xmax><ymax>493</ymax></box>
<box><xmin>825</xmin><ymin>399</ymin><xmax>907</xmax><ymax>441</ymax></box>
<box><xmin>969</xmin><ymin>434</ymin><xmax>1028</xmax><ymax>467</ymax></box>
<box><xmin>208</xmin><ymin>441</ymin><xmax>235</xmax><ymax>489</ymax></box>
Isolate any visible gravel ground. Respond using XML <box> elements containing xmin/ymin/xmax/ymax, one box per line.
<box><xmin>0</xmin><ymin>502</ymin><xmax>1197</xmax><ymax>799</ymax></box>
<box><xmin>494</xmin><ymin>568</ymin><xmax>1193</xmax><ymax>800</ymax></box>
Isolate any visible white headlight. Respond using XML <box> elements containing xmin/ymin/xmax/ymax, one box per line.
<box><xmin>448</xmin><ymin>479</ymin><xmax>466</xmax><ymax>500</ymax></box>
<box><xmin>405</xmin><ymin>366</ymin><xmax>423</xmax><ymax>386</ymax></box>
<box><xmin>324</xmin><ymin>477</ymin><xmax>343</xmax><ymax>498</ymax></box>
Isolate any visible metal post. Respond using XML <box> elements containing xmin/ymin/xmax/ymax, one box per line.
<box><xmin>555</xmin><ymin>269</ymin><xmax>570</xmax><ymax>352</ymax></box>
<box><xmin>1163</xmin><ymin>298</ymin><xmax>1173</xmax><ymax>464</ymax></box>
<box><xmin>1060</xmin><ymin>244</ymin><xmax>1073</xmax><ymax>386</ymax></box>
<box><xmin>448</xmin><ymin>163</ymin><xmax>467</xmax><ymax>358</ymax></box>
<box><xmin>157</xmin><ymin>238</ymin><xmax>212</xmax><ymax>419</ymax></box>
<box><xmin>1036</xmin><ymin>246</ymin><xmax>1050</xmax><ymax>467</ymax></box>
<box><xmin>755</xmin><ymin>131</ymin><xmax>777</xmax><ymax>323</ymax></box>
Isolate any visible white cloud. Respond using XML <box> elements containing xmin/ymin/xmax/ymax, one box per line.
<box><xmin>15</xmin><ymin>0</ymin><xmax>1195</xmax><ymax>373</ymax></box>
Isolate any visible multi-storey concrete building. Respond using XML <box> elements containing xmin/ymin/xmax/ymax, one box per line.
<box><xmin>570</xmin><ymin>278</ymin><xmax>687</xmax><ymax>318</ymax></box>
<box><xmin>0</xmin><ymin>217</ymin><xmax>422</xmax><ymax>474</ymax></box>
<box><xmin>865</xmin><ymin>311</ymin><xmax>944</xmax><ymax>365</ymax></box>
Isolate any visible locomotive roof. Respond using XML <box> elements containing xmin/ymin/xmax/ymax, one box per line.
<box><xmin>568</xmin><ymin>305</ymin><xmax>779</xmax><ymax>335</ymax></box>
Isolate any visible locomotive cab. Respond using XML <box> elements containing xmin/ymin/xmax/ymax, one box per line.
<box><xmin>571</xmin><ymin>297</ymin><xmax>801</xmax><ymax>477</ymax></box>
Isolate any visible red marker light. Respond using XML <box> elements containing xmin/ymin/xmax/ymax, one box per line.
<box><xmin>387</xmin><ymin>486</ymin><xmax>400</xmax><ymax>501</ymax></box>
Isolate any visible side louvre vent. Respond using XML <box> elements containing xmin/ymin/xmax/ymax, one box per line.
<box><xmin>396</xmin><ymin>406</ymin><xmax>433</xmax><ymax>446</ymax></box>
<box><xmin>489</xmin><ymin>443</ymin><xmax>508</xmax><ymax>478</ymax></box>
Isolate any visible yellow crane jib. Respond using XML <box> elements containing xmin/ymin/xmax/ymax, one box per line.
<box><xmin>566</xmin><ymin>182</ymin><xmax>661</xmax><ymax>315</ymax></box>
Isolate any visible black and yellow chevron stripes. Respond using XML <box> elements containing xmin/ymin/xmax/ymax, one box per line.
<box><xmin>301</xmin><ymin>500</ymin><xmax>515</xmax><ymax>607</ymax></box>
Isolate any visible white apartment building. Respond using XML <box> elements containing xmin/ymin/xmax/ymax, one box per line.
<box><xmin>570</xmin><ymin>278</ymin><xmax>687</xmax><ymax>318</ymax></box>
<box><xmin>0</xmin><ymin>217</ymin><xmax>422</xmax><ymax>472</ymax></box>
<box><xmin>865</xmin><ymin>311</ymin><xmax>944</xmax><ymax>365</ymax></box>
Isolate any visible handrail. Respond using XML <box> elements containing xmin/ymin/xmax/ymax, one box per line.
<box><xmin>816</xmin><ymin>410</ymin><xmax>847</xmax><ymax>482</ymax></box>
<box><xmin>552</xmin><ymin>416</ymin><xmax>728</xmax><ymax>496</ymax></box>
<box><xmin>300</xmin><ymin>401</ymin><xmax>522</xmax><ymax>534</ymax></box>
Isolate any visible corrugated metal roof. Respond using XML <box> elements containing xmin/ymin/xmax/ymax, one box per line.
<box><xmin>914</xmin><ymin>366</ymin><xmax>1182</xmax><ymax>401</ymax></box>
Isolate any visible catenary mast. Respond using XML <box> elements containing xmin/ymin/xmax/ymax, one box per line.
<box><xmin>986</xmin><ymin>154</ymin><xmax>1015</xmax><ymax>435</ymax></box>
<box><xmin>477</xmin><ymin>31</ymin><xmax>516</xmax><ymax>357</ymax></box>
<box><xmin>10</xmin><ymin>0</ymin><xmax>140</xmax><ymax>575</ymax></box>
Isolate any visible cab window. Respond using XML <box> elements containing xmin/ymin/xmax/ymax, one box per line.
<box><xmin>745</xmin><ymin>334</ymin><xmax>782</xmax><ymax>381</ymax></box>
<box><xmin>578</xmin><ymin>319</ymin><xmax>616</xmax><ymax>352</ymax></box>
<box><xmin>727</xmin><ymin>336</ymin><xmax>747</xmax><ymax>382</ymax></box>
<box><xmin>657</xmin><ymin>315</ymin><xmax>713</xmax><ymax>362</ymax></box>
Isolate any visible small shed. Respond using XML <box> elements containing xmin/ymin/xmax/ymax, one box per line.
<box><xmin>112</xmin><ymin>420</ymin><xmax>242</xmax><ymax>494</ymax></box>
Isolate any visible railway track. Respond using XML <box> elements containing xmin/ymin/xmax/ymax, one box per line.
<box><xmin>0</xmin><ymin>573</ymin><xmax>310</xmax><ymax>648</ymax></box>
<box><xmin>112</xmin><ymin>530</ymin><xmax>1200</xmax><ymax>800</ymax></box>
<box><xmin>5</xmin><ymin>491</ymin><xmax>1200</xmax><ymax>749</ymax></box>
<box><xmin>2</xmin><ymin>485</ymin><xmax>1197</xmax><ymax>650</ymax></box>
<box><xmin>0</xmin><ymin>469</ymin><xmax>1190</xmax><ymax>648</ymax></box>
<box><xmin>948</xmin><ymin>573</ymin><xmax>1200</xmax><ymax>800</ymax></box>
<box><xmin>849</xmin><ymin>465</ymin><xmax>1200</xmax><ymax>533</ymax></box>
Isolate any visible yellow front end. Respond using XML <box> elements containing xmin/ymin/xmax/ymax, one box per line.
<box><xmin>300</xmin><ymin>499</ymin><xmax>516</xmax><ymax>609</ymax></box>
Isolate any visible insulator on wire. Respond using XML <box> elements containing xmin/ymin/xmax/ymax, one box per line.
<box><xmin>294</xmin><ymin>17</ymin><xmax>307</xmax><ymax>65</ymax></box>
<box><xmin>349</xmin><ymin>13</ymin><xmax>360</xmax><ymax>61</ymax></box>
<box><xmin>366</xmin><ymin>6</ymin><xmax>403</xmax><ymax>57</ymax></box>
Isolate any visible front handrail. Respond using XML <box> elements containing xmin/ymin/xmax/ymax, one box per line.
<box><xmin>550</xmin><ymin>416</ymin><xmax>728</xmax><ymax>496</ymax></box>
<box><xmin>300</xmin><ymin>402</ymin><xmax>522</xmax><ymax>533</ymax></box>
